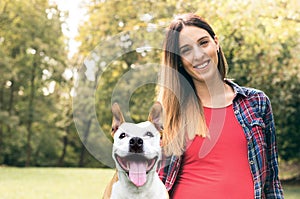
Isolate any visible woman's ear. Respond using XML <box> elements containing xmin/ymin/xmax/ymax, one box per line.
<box><xmin>214</xmin><ymin>36</ymin><xmax>220</xmax><ymax>52</ymax></box>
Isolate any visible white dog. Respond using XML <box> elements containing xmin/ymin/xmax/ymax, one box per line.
<box><xmin>108</xmin><ymin>102</ymin><xmax>168</xmax><ymax>199</ymax></box>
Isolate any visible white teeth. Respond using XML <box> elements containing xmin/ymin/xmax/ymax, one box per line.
<box><xmin>194</xmin><ymin>61</ymin><xmax>209</xmax><ymax>69</ymax></box>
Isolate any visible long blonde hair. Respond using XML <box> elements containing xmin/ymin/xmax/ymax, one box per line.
<box><xmin>158</xmin><ymin>13</ymin><xmax>228</xmax><ymax>157</ymax></box>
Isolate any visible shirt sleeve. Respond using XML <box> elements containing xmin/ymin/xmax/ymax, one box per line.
<box><xmin>157</xmin><ymin>154</ymin><xmax>168</xmax><ymax>184</ymax></box>
<box><xmin>157</xmin><ymin>155</ymin><xmax>181</xmax><ymax>192</ymax></box>
<box><xmin>263</xmin><ymin>95</ymin><xmax>284</xmax><ymax>198</ymax></box>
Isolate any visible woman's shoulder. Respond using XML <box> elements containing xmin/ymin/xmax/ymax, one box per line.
<box><xmin>226</xmin><ymin>80</ymin><xmax>272</xmax><ymax>117</ymax></box>
<box><xmin>241</xmin><ymin>85</ymin><xmax>268</xmax><ymax>99</ymax></box>
<box><xmin>226</xmin><ymin>79</ymin><xmax>269</xmax><ymax>100</ymax></box>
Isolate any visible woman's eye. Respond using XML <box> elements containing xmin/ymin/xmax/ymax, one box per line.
<box><xmin>199</xmin><ymin>40</ymin><xmax>209</xmax><ymax>46</ymax></box>
<box><xmin>180</xmin><ymin>46</ymin><xmax>191</xmax><ymax>55</ymax></box>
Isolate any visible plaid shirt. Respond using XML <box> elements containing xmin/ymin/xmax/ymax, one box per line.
<box><xmin>158</xmin><ymin>80</ymin><xmax>284</xmax><ymax>199</ymax></box>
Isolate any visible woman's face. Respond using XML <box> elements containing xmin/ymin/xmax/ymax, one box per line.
<box><xmin>179</xmin><ymin>26</ymin><xmax>220</xmax><ymax>82</ymax></box>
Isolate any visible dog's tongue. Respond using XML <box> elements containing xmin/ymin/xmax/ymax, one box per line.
<box><xmin>129</xmin><ymin>161</ymin><xmax>147</xmax><ymax>187</ymax></box>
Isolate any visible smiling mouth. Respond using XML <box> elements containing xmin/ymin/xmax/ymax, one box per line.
<box><xmin>115</xmin><ymin>154</ymin><xmax>158</xmax><ymax>187</ymax></box>
<box><xmin>193</xmin><ymin>60</ymin><xmax>210</xmax><ymax>69</ymax></box>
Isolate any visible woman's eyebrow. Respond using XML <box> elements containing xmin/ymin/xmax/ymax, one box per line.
<box><xmin>179</xmin><ymin>36</ymin><xmax>210</xmax><ymax>50</ymax></box>
<box><xmin>196</xmin><ymin>36</ymin><xmax>210</xmax><ymax>43</ymax></box>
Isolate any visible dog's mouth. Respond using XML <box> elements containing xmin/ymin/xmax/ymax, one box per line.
<box><xmin>115</xmin><ymin>154</ymin><xmax>158</xmax><ymax>187</ymax></box>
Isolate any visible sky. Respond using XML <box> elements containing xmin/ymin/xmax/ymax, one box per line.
<box><xmin>50</xmin><ymin>0</ymin><xmax>87</xmax><ymax>57</ymax></box>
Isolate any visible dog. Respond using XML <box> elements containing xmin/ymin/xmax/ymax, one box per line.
<box><xmin>102</xmin><ymin>102</ymin><xmax>168</xmax><ymax>199</ymax></box>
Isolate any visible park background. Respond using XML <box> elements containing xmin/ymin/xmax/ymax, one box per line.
<box><xmin>0</xmin><ymin>0</ymin><xmax>299</xmax><ymax>198</ymax></box>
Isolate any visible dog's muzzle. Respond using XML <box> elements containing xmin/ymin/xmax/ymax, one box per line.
<box><xmin>115</xmin><ymin>153</ymin><xmax>158</xmax><ymax>187</ymax></box>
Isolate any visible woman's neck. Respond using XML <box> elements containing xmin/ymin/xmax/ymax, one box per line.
<box><xmin>194</xmin><ymin>78</ymin><xmax>235</xmax><ymax>108</ymax></box>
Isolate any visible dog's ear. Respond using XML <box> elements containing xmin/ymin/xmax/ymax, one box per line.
<box><xmin>148</xmin><ymin>101</ymin><xmax>164</xmax><ymax>132</ymax></box>
<box><xmin>111</xmin><ymin>103</ymin><xmax>125</xmax><ymax>137</ymax></box>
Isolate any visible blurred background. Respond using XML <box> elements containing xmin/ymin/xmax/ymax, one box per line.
<box><xmin>0</xmin><ymin>0</ymin><xmax>299</xmax><ymax>183</ymax></box>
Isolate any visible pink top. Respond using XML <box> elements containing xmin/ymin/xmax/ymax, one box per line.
<box><xmin>172</xmin><ymin>104</ymin><xmax>254</xmax><ymax>199</ymax></box>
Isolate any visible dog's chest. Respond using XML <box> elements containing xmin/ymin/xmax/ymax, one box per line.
<box><xmin>111</xmin><ymin>174</ymin><xmax>167</xmax><ymax>199</ymax></box>
<box><xmin>111</xmin><ymin>182</ymin><xmax>152</xmax><ymax>199</ymax></box>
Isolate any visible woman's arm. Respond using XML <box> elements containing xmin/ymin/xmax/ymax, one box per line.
<box><xmin>263</xmin><ymin>96</ymin><xmax>284</xmax><ymax>198</ymax></box>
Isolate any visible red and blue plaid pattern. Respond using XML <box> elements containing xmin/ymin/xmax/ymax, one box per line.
<box><xmin>158</xmin><ymin>80</ymin><xmax>284</xmax><ymax>198</ymax></box>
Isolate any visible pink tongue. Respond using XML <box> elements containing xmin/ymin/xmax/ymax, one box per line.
<box><xmin>129</xmin><ymin>161</ymin><xmax>147</xmax><ymax>187</ymax></box>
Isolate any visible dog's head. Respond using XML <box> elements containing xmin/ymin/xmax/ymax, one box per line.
<box><xmin>111</xmin><ymin>102</ymin><xmax>163</xmax><ymax>187</ymax></box>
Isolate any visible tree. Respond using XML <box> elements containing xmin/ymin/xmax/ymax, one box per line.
<box><xmin>0</xmin><ymin>0</ymin><xmax>68</xmax><ymax>166</ymax></box>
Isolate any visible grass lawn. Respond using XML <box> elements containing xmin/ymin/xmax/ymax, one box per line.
<box><xmin>0</xmin><ymin>167</ymin><xmax>299</xmax><ymax>199</ymax></box>
<box><xmin>0</xmin><ymin>167</ymin><xmax>115</xmax><ymax>199</ymax></box>
<box><xmin>283</xmin><ymin>184</ymin><xmax>300</xmax><ymax>199</ymax></box>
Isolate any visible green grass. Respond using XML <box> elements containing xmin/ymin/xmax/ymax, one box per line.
<box><xmin>0</xmin><ymin>167</ymin><xmax>299</xmax><ymax>199</ymax></box>
<box><xmin>282</xmin><ymin>184</ymin><xmax>300</xmax><ymax>199</ymax></box>
<box><xmin>0</xmin><ymin>167</ymin><xmax>115</xmax><ymax>199</ymax></box>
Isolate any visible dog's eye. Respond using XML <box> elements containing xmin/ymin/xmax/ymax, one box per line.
<box><xmin>119</xmin><ymin>132</ymin><xmax>126</xmax><ymax>139</ymax></box>
<box><xmin>145</xmin><ymin>131</ymin><xmax>154</xmax><ymax>137</ymax></box>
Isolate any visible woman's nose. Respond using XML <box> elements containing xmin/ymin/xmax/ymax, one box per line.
<box><xmin>193</xmin><ymin>45</ymin><xmax>205</xmax><ymax>61</ymax></box>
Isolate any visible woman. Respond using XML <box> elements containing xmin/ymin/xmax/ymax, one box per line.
<box><xmin>158</xmin><ymin>13</ymin><xmax>284</xmax><ymax>199</ymax></box>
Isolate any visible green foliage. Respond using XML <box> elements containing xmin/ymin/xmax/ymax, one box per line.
<box><xmin>0</xmin><ymin>0</ymin><xmax>69</xmax><ymax>166</ymax></box>
<box><xmin>204</xmin><ymin>0</ymin><xmax>300</xmax><ymax>161</ymax></box>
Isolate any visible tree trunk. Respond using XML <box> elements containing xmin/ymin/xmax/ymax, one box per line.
<box><xmin>78</xmin><ymin>119</ymin><xmax>92</xmax><ymax>167</ymax></box>
<box><xmin>57</xmin><ymin>127</ymin><xmax>69</xmax><ymax>167</ymax></box>
<box><xmin>0</xmin><ymin>83</ymin><xmax>4</xmax><ymax>162</ymax></box>
<box><xmin>5</xmin><ymin>79</ymin><xmax>15</xmax><ymax>139</ymax></box>
<box><xmin>8</xmin><ymin>79</ymin><xmax>14</xmax><ymax>114</ymax></box>
<box><xmin>25</xmin><ymin>61</ymin><xmax>36</xmax><ymax>167</ymax></box>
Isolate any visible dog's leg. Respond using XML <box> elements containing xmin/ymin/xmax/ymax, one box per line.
<box><xmin>102</xmin><ymin>170</ymin><xmax>118</xmax><ymax>199</ymax></box>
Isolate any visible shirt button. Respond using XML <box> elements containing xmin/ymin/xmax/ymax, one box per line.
<box><xmin>249</xmin><ymin>160</ymin><xmax>254</xmax><ymax>165</ymax></box>
<box><xmin>242</xmin><ymin>124</ymin><xmax>246</xmax><ymax>128</ymax></box>
<box><xmin>234</xmin><ymin>110</ymin><xmax>239</xmax><ymax>114</ymax></box>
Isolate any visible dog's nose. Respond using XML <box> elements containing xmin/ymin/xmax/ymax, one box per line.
<box><xmin>129</xmin><ymin>137</ymin><xmax>143</xmax><ymax>153</ymax></box>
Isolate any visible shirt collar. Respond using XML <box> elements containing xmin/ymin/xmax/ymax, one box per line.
<box><xmin>225</xmin><ymin>79</ymin><xmax>247</xmax><ymax>98</ymax></box>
